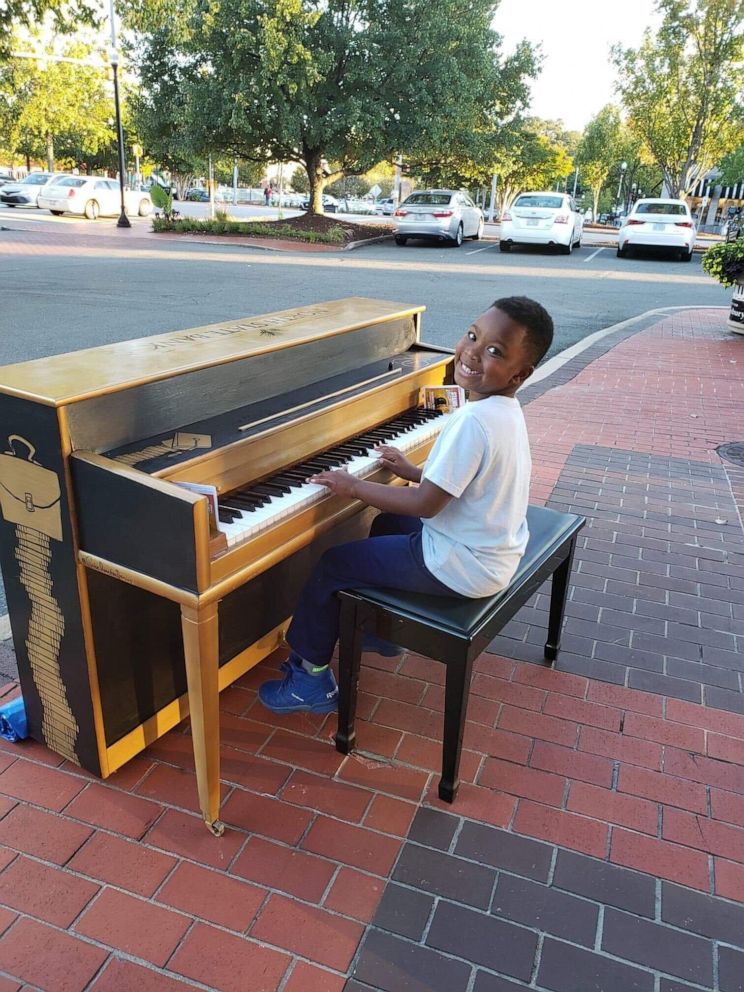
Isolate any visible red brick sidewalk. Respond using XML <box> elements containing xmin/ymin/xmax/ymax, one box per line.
<box><xmin>0</xmin><ymin>308</ymin><xmax>743</xmax><ymax>992</ymax></box>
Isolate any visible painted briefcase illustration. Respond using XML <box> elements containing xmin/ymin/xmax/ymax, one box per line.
<box><xmin>0</xmin><ymin>434</ymin><xmax>78</xmax><ymax>759</ymax></box>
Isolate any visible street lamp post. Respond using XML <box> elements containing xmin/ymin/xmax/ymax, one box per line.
<box><xmin>108</xmin><ymin>0</ymin><xmax>130</xmax><ymax>229</ymax></box>
<box><xmin>616</xmin><ymin>160</ymin><xmax>627</xmax><ymax>214</ymax></box>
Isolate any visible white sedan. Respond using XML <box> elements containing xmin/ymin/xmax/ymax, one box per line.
<box><xmin>38</xmin><ymin>176</ymin><xmax>153</xmax><ymax>220</ymax></box>
<box><xmin>499</xmin><ymin>192</ymin><xmax>583</xmax><ymax>254</ymax></box>
<box><xmin>617</xmin><ymin>198</ymin><xmax>695</xmax><ymax>261</ymax></box>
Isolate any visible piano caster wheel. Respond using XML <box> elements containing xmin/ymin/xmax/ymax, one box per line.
<box><xmin>206</xmin><ymin>819</ymin><xmax>225</xmax><ymax>837</ymax></box>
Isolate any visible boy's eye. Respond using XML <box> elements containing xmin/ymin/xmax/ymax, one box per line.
<box><xmin>467</xmin><ymin>330</ymin><xmax>476</xmax><ymax>341</ymax></box>
<box><xmin>487</xmin><ymin>346</ymin><xmax>501</xmax><ymax>356</ymax></box>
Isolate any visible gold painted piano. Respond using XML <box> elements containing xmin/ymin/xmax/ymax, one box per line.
<box><xmin>0</xmin><ymin>298</ymin><xmax>453</xmax><ymax>833</ymax></box>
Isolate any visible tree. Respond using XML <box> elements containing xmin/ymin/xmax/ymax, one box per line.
<box><xmin>0</xmin><ymin>2</ymin><xmax>99</xmax><ymax>61</ymax></box>
<box><xmin>575</xmin><ymin>105</ymin><xmax>623</xmax><ymax>222</ymax></box>
<box><xmin>0</xmin><ymin>38</ymin><xmax>118</xmax><ymax>171</ymax></box>
<box><xmin>125</xmin><ymin>0</ymin><xmax>539</xmax><ymax>214</ymax></box>
<box><xmin>492</xmin><ymin>119</ymin><xmax>573</xmax><ymax>212</ymax></box>
<box><xmin>612</xmin><ymin>0</ymin><xmax>744</xmax><ymax>197</ymax></box>
<box><xmin>718</xmin><ymin>143</ymin><xmax>744</xmax><ymax>183</ymax></box>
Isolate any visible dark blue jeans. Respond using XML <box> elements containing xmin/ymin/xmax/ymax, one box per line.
<box><xmin>286</xmin><ymin>513</ymin><xmax>459</xmax><ymax>667</ymax></box>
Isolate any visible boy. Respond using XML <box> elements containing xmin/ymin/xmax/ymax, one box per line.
<box><xmin>259</xmin><ymin>296</ymin><xmax>554</xmax><ymax>713</ymax></box>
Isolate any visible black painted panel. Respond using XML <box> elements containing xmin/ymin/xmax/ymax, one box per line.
<box><xmin>0</xmin><ymin>393</ymin><xmax>100</xmax><ymax>773</ymax></box>
<box><xmin>72</xmin><ymin>456</ymin><xmax>199</xmax><ymax>591</ymax></box>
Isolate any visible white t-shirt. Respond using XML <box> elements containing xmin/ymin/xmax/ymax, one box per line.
<box><xmin>421</xmin><ymin>396</ymin><xmax>531</xmax><ymax>597</ymax></box>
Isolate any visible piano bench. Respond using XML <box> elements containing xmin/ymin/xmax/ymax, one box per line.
<box><xmin>334</xmin><ymin>505</ymin><xmax>586</xmax><ymax>803</ymax></box>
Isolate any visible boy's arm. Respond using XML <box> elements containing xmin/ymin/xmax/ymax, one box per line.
<box><xmin>310</xmin><ymin>470</ymin><xmax>451</xmax><ymax>518</ymax></box>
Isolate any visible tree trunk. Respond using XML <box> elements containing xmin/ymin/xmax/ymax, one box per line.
<box><xmin>46</xmin><ymin>132</ymin><xmax>54</xmax><ymax>172</ymax></box>
<box><xmin>304</xmin><ymin>149</ymin><xmax>327</xmax><ymax>215</ymax></box>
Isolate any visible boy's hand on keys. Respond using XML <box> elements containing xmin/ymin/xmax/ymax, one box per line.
<box><xmin>376</xmin><ymin>445</ymin><xmax>419</xmax><ymax>482</ymax></box>
<box><xmin>309</xmin><ymin>469</ymin><xmax>359</xmax><ymax>497</ymax></box>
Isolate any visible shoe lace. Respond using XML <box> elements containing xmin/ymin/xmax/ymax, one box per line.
<box><xmin>277</xmin><ymin>660</ymin><xmax>297</xmax><ymax>689</ymax></box>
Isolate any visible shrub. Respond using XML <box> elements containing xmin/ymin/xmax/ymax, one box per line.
<box><xmin>151</xmin><ymin>216</ymin><xmax>348</xmax><ymax>244</ymax></box>
<box><xmin>701</xmin><ymin>238</ymin><xmax>744</xmax><ymax>288</ymax></box>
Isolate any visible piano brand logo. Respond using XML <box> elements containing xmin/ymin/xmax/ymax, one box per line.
<box><xmin>115</xmin><ymin>432</ymin><xmax>213</xmax><ymax>467</ymax></box>
<box><xmin>150</xmin><ymin>307</ymin><xmax>333</xmax><ymax>351</ymax></box>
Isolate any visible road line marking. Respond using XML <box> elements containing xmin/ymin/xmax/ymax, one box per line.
<box><xmin>584</xmin><ymin>247</ymin><xmax>606</xmax><ymax>262</ymax></box>
<box><xmin>465</xmin><ymin>242</ymin><xmax>499</xmax><ymax>255</ymax></box>
<box><xmin>0</xmin><ymin>614</ymin><xmax>11</xmax><ymax>641</ymax></box>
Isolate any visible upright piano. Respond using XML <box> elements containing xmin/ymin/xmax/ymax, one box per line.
<box><xmin>0</xmin><ymin>298</ymin><xmax>454</xmax><ymax>833</ymax></box>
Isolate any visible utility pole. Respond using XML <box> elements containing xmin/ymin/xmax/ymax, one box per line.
<box><xmin>488</xmin><ymin>173</ymin><xmax>498</xmax><ymax>222</ymax></box>
<box><xmin>572</xmin><ymin>166</ymin><xmax>578</xmax><ymax>197</ymax></box>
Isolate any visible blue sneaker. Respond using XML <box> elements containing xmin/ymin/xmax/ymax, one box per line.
<box><xmin>258</xmin><ymin>660</ymin><xmax>339</xmax><ymax>714</ymax></box>
<box><xmin>363</xmin><ymin>633</ymin><xmax>404</xmax><ymax>657</ymax></box>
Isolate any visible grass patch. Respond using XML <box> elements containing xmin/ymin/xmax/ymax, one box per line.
<box><xmin>152</xmin><ymin>215</ymin><xmax>348</xmax><ymax>244</ymax></box>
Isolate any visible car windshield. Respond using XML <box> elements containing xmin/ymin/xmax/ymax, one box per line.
<box><xmin>514</xmin><ymin>195</ymin><xmax>564</xmax><ymax>209</ymax></box>
<box><xmin>22</xmin><ymin>174</ymin><xmax>52</xmax><ymax>185</ymax></box>
<box><xmin>635</xmin><ymin>202</ymin><xmax>688</xmax><ymax>216</ymax></box>
<box><xmin>404</xmin><ymin>193</ymin><xmax>453</xmax><ymax>206</ymax></box>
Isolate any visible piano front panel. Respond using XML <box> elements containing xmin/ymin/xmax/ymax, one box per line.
<box><xmin>65</xmin><ymin>314</ymin><xmax>419</xmax><ymax>455</ymax></box>
<box><xmin>89</xmin><ymin>504</ymin><xmax>378</xmax><ymax>749</ymax></box>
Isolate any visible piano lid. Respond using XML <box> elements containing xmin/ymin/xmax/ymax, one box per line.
<box><xmin>0</xmin><ymin>298</ymin><xmax>425</xmax><ymax>407</ymax></box>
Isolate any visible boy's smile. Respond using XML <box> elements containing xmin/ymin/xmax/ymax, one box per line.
<box><xmin>453</xmin><ymin>307</ymin><xmax>535</xmax><ymax>399</ymax></box>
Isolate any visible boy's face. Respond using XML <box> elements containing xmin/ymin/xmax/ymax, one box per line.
<box><xmin>453</xmin><ymin>307</ymin><xmax>535</xmax><ymax>399</ymax></box>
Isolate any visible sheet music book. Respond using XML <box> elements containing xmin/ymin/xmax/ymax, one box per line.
<box><xmin>423</xmin><ymin>385</ymin><xmax>465</xmax><ymax>415</ymax></box>
<box><xmin>175</xmin><ymin>482</ymin><xmax>224</xmax><ymax>533</ymax></box>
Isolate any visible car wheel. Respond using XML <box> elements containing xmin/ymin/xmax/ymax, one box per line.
<box><xmin>560</xmin><ymin>240</ymin><xmax>572</xmax><ymax>255</ymax></box>
<box><xmin>84</xmin><ymin>200</ymin><xmax>99</xmax><ymax>221</ymax></box>
<box><xmin>50</xmin><ymin>210</ymin><xmax>64</xmax><ymax>216</ymax></box>
<box><xmin>617</xmin><ymin>244</ymin><xmax>627</xmax><ymax>258</ymax></box>
<box><xmin>471</xmin><ymin>219</ymin><xmax>484</xmax><ymax>241</ymax></box>
<box><xmin>499</xmin><ymin>241</ymin><xmax>511</xmax><ymax>252</ymax></box>
<box><xmin>452</xmin><ymin>224</ymin><xmax>463</xmax><ymax>247</ymax></box>
<box><xmin>681</xmin><ymin>248</ymin><xmax>693</xmax><ymax>262</ymax></box>
<box><xmin>395</xmin><ymin>235</ymin><xmax>407</xmax><ymax>246</ymax></box>
<box><xmin>6</xmin><ymin>203</ymin><xmax>15</xmax><ymax>208</ymax></box>
<box><xmin>138</xmin><ymin>199</ymin><xmax>152</xmax><ymax>217</ymax></box>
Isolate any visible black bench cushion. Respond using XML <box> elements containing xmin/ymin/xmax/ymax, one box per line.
<box><xmin>345</xmin><ymin>505</ymin><xmax>583</xmax><ymax>637</ymax></box>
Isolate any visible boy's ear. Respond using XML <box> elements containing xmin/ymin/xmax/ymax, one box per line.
<box><xmin>511</xmin><ymin>363</ymin><xmax>535</xmax><ymax>387</ymax></box>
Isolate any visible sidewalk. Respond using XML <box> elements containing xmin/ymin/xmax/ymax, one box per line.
<box><xmin>0</xmin><ymin>307</ymin><xmax>743</xmax><ymax>992</ymax></box>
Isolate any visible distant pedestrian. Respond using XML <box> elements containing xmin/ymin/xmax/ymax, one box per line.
<box><xmin>264</xmin><ymin>185</ymin><xmax>272</xmax><ymax>206</ymax></box>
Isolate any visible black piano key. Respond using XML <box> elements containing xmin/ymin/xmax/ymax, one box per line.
<box><xmin>218</xmin><ymin>508</ymin><xmax>240</xmax><ymax>523</ymax></box>
<box><xmin>234</xmin><ymin>491</ymin><xmax>271</xmax><ymax>506</ymax></box>
<box><xmin>252</xmin><ymin>483</ymin><xmax>285</xmax><ymax>497</ymax></box>
<box><xmin>222</xmin><ymin>498</ymin><xmax>256</xmax><ymax>513</ymax></box>
<box><xmin>271</xmin><ymin>474</ymin><xmax>305</xmax><ymax>488</ymax></box>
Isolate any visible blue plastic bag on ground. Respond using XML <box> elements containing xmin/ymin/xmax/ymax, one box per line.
<box><xmin>0</xmin><ymin>696</ymin><xmax>28</xmax><ymax>741</ymax></box>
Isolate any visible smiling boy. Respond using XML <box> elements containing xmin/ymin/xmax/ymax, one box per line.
<box><xmin>258</xmin><ymin>296</ymin><xmax>554</xmax><ymax>714</ymax></box>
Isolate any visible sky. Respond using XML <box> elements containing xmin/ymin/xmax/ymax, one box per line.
<box><xmin>494</xmin><ymin>0</ymin><xmax>663</xmax><ymax>132</ymax></box>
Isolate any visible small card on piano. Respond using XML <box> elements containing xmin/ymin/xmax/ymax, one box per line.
<box><xmin>176</xmin><ymin>481</ymin><xmax>222</xmax><ymax>532</ymax></box>
<box><xmin>423</xmin><ymin>385</ymin><xmax>465</xmax><ymax>415</ymax></box>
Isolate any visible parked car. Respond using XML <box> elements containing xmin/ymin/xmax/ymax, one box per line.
<box><xmin>300</xmin><ymin>193</ymin><xmax>340</xmax><ymax>213</ymax></box>
<box><xmin>0</xmin><ymin>170</ymin><xmax>15</xmax><ymax>188</ymax></box>
<box><xmin>499</xmin><ymin>192</ymin><xmax>583</xmax><ymax>254</ymax></box>
<box><xmin>0</xmin><ymin>172</ymin><xmax>68</xmax><ymax>207</ymax></box>
<box><xmin>375</xmin><ymin>197</ymin><xmax>396</xmax><ymax>216</ymax></box>
<box><xmin>617</xmin><ymin>198</ymin><xmax>695</xmax><ymax>261</ymax></box>
<box><xmin>393</xmin><ymin>190</ymin><xmax>483</xmax><ymax>247</ymax></box>
<box><xmin>186</xmin><ymin>187</ymin><xmax>210</xmax><ymax>201</ymax></box>
<box><xmin>37</xmin><ymin>176</ymin><xmax>153</xmax><ymax>220</ymax></box>
<box><xmin>144</xmin><ymin>180</ymin><xmax>179</xmax><ymax>200</ymax></box>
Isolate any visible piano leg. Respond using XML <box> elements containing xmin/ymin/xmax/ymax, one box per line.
<box><xmin>180</xmin><ymin>602</ymin><xmax>224</xmax><ymax>836</ymax></box>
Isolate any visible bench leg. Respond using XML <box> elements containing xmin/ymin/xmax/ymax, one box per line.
<box><xmin>545</xmin><ymin>536</ymin><xmax>577</xmax><ymax>663</ymax></box>
<box><xmin>439</xmin><ymin>650</ymin><xmax>474</xmax><ymax>803</ymax></box>
<box><xmin>335</xmin><ymin>598</ymin><xmax>364</xmax><ymax>756</ymax></box>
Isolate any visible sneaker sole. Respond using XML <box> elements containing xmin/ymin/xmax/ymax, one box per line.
<box><xmin>257</xmin><ymin>695</ymin><xmax>338</xmax><ymax>715</ymax></box>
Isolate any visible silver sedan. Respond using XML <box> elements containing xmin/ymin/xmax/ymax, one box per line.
<box><xmin>394</xmin><ymin>190</ymin><xmax>484</xmax><ymax>247</ymax></box>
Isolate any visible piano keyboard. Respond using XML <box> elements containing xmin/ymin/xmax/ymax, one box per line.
<box><xmin>216</xmin><ymin>408</ymin><xmax>445</xmax><ymax>548</ymax></box>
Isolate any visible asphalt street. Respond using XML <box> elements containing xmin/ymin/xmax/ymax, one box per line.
<box><xmin>0</xmin><ymin>206</ymin><xmax>731</xmax><ymax>631</ymax></box>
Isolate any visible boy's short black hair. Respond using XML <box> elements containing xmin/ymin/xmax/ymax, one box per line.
<box><xmin>491</xmin><ymin>296</ymin><xmax>554</xmax><ymax>366</ymax></box>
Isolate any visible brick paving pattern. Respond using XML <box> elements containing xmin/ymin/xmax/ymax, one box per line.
<box><xmin>0</xmin><ymin>306</ymin><xmax>742</xmax><ymax>991</ymax></box>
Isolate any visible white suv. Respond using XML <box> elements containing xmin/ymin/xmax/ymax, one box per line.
<box><xmin>617</xmin><ymin>199</ymin><xmax>695</xmax><ymax>261</ymax></box>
